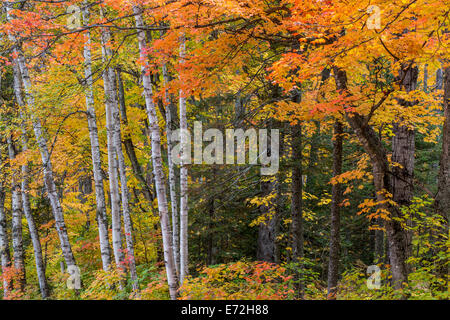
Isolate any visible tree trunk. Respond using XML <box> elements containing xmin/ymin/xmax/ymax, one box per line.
<box><xmin>99</xmin><ymin>19</ymin><xmax>126</xmax><ymax>273</ymax></box>
<box><xmin>436</xmin><ymin>69</ymin><xmax>443</xmax><ymax>91</ymax></box>
<box><xmin>10</xmin><ymin>48</ymin><xmax>51</xmax><ymax>299</ymax></box>
<box><xmin>82</xmin><ymin>3</ymin><xmax>112</xmax><ymax>272</ymax></box>
<box><xmin>162</xmin><ymin>62</ymin><xmax>180</xmax><ymax>275</ymax></box>
<box><xmin>333</xmin><ymin>67</ymin><xmax>408</xmax><ymax>290</ymax></box>
<box><xmin>21</xmin><ymin>161</ymin><xmax>49</xmax><ymax>299</ymax></box>
<box><xmin>257</xmin><ymin>178</ymin><xmax>276</xmax><ymax>262</ymax></box>
<box><xmin>133</xmin><ymin>5</ymin><xmax>179</xmax><ymax>299</ymax></box>
<box><xmin>10</xmin><ymin>42</ymin><xmax>78</xmax><ymax>272</ymax></box>
<box><xmin>290</xmin><ymin>121</ymin><xmax>304</xmax><ymax>298</ymax></box>
<box><xmin>7</xmin><ymin>138</ymin><xmax>26</xmax><ymax>290</ymax></box>
<box><xmin>374</xmin><ymin>217</ymin><xmax>385</xmax><ymax>264</ymax></box>
<box><xmin>179</xmin><ymin>35</ymin><xmax>189</xmax><ymax>285</ymax></box>
<box><xmin>207</xmin><ymin>168</ymin><xmax>217</xmax><ymax>266</ymax></box>
<box><xmin>434</xmin><ymin>66</ymin><xmax>450</xmax><ymax>288</ymax></box>
<box><xmin>116</xmin><ymin>69</ymin><xmax>154</xmax><ymax>203</ymax></box>
<box><xmin>113</xmin><ymin>73</ymin><xmax>139</xmax><ymax>291</ymax></box>
<box><xmin>392</xmin><ymin>63</ymin><xmax>418</xmax><ymax>268</ymax></box>
<box><xmin>436</xmin><ymin>66</ymin><xmax>450</xmax><ymax>223</ymax></box>
<box><xmin>423</xmin><ymin>64</ymin><xmax>428</xmax><ymax>92</ymax></box>
<box><xmin>327</xmin><ymin>121</ymin><xmax>343</xmax><ymax>300</ymax></box>
<box><xmin>0</xmin><ymin>161</ymin><xmax>12</xmax><ymax>297</ymax></box>
<box><xmin>274</xmin><ymin>130</ymin><xmax>285</xmax><ymax>265</ymax></box>
<box><xmin>5</xmin><ymin>1</ymin><xmax>78</xmax><ymax>271</ymax></box>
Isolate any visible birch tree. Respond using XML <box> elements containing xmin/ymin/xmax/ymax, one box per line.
<box><xmin>162</xmin><ymin>62</ymin><xmax>180</xmax><ymax>276</ymax></box>
<box><xmin>6</xmin><ymin>138</ymin><xmax>26</xmax><ymax>289</ymax></box>
<box><xmin>179</xmin><ymin>36</ymin><xmax>189</xmax><ymax>284</ymax></box>
<box><xmin>6</xmin><ymin>3</ymin><xmax>78</xmax><ymax>274</ymax></box>
<box><xmin>132</xmin><ymin>4</ymin><xmax>178</xmax><ymax>299</ymax></box>
<box><xmin>99</xmin><ymin>11</ymin><xmax>125</xmax><ymax>272</ymax></box>
<box><xmin>82</xmin><ymin>2</ymin><xmax>112</xmax><ymax>272</ymax></box>
<box><xmin>10</xmin><ymin>45</ymin><xmax>49</xmax><ymax>299</ymax></box>
<box><xmin>0</xmin><ymin>156</ymin><xmax>12</xmax><ymax>297</ymax></box>
<box><xmin>113</xmin><ymin>71</ymin><xmax>139</xmax><ymax>290</ymax></box>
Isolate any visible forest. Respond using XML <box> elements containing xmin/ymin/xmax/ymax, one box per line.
<box><xmin>0</xmin><ymin>0</ymin><xmax>448</xmax><ymax>301</ymax></box>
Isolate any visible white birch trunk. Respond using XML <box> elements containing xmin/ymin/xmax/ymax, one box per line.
<box><xmin>7</xmin><ymin>137</ymin><xmax>26</xmax><ymax>289</ymax></box>
<box><xmin>0</xmin><ymin>165</ymin><xmax>12</xmax><ymax>297</ymax></box>
<box><xmin>132</xmin><ymin>4</ymin><xmax>179</xmax><ymax>299</ymax></box>
<box><xmin>82</xmin><ymin>2</ymin><xmax>112</xmax><ymax>272</ymax></box>
<box><xmin>17</xmin><ymin>57</ymin><xmax>77</xmax><ymax>270</ymax></box>
<box><xmin>5</xmin><ymin>5</ymin><xmax>78</xmax><ymax>270</ymax></box>
<box><xmin>11</xmin><ymin>58</ymin><xmax>49</xmax><ymax>299</ymax></box>
<box><xmin>162</xmin><ymin>63</ymin><xmax>180</xmax><ymax>276</ymax></box>
<box><xmin>112</xmin><ymin>70</ymin><xmax>139</xmax><ymax>290</ymax></box>
<box><xmin>99</xmin><ymin>13</ymin><xmax>126</xmax><ymax>272</ymax></box>
<box><xmin>21</xmin><ymin>159</ymin><xmax>50</xmax><ymax>299</ymax></box>
<box><xmin>178</xmin><ymin>36</ymin><xmax>189</xmax><ymax>284</ymax></box>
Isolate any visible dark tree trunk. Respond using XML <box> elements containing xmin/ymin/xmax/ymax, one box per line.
<box><xmin>290</xmin><ymin>120</ymin><xmax>304</xmax><ymax>298</ymax></box>
<box><xmin>436</xmin><ymin>66</ymin><xmax>450</xmax><ymax>223</ymax></box>
<box><xmin>392</xmin><ymin>63</ymin><xmax>418</xmax><ymax>268</ymax></box>
<box><xmin>305</xmin><ymin>121</ymin><xmax>319</xmax><ymax>194</ymax></box>
<box><xmin>423</xmin><ymin>64</ymin><xmax>428</xmax><ymax>92</ymax></box>
<box><xmin>327</xmin><ymin>121</ymin><xmax>343</xmax><ymax>299</ymax></box>
<box><xmin>257</xmin><ymin>179</ymin><xmax>276</xmax><ymax>262</ymax></box>
<box><xmin>290</xmin><ymin>123</ymin><xmax>304</xmax><ymax>261</ymax></box>
<box><xmin>374</xmin><ymin>217</ymin><xmax>385</xmax><ymax>264</ymax></box>
<box><xmin>207</xmin><ymin>167</ymin><xmax>217</xmax><ymax>266</ymax></box>
<box><xmin>333</xmin><ymin>67</ymin><xmax>408</xmax><ymax>290</ymax></box>
<box><xmin>116</xmin><ymin>68</ymin><xmax>154</xmax><ymax>203</ymax></box>
<box><xmin>436</xmin><ymin>69</ymin><xmax>443</xmax><ymax>91</ymax></box>
<box><xmin>434</xmin><ymin>66</ymin><xmax>450</xmax><ymax>289</ymax></box>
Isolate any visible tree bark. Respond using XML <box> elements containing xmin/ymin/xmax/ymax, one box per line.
<box><xmin>82</xmin><ymin>3</ymin><xmax>112</xmax><ymax>272</ymax></box>
<box><xmin>179</xmin><ymin>35</ymin><xmax>189</xmax><ymax>285</ymax></box>
<box><xmin>99</xmin><ymin>18</ymin><xmax>126</xmax><ymax>272</ymax></box>
<box><xmin>7</xmin><ymin>138</ymin><xmax>26</xmax><ymax>290</ymax></box>
<box><xmin>21</xmin><ymin>162</ymin><xmax>49</xmax><ymax>299</ymax></box>
<box><xmin>333</xmin><ymin>67</ymin><xmax>408</xmax><ymax>290</ymax></box>
<box><xmin>436</xmin><ymin>69</ymin><xmax>443</xmax><ymax>91</ymax></box>
<box><xmin>436</xmin><ymin>66</ymin><xmax>450</xmax><ymax>224</ymax></box>
<box><xmin>257</xmin><ymin>178</ymin><xmax>276</xmax><ymax>262</ymax></box>
<box><xmin>434</xmin><ymin>66</ymin><xmax>450</xmax><ymax>288</ymax></box>
<box><xmin>162</xmin><ymin>62</ymin><xmax>180</xmax><ymax>275</ymax></box>
<box><xmin>113</xmin><ymin>72</ymin><xmax>139</xmax><ymax>291</ymax></box>
<box><xmin>117</xmin><ymin>69</ymin><xmax>154</xmax><ymax>203</ymax></box>
<box><xmin>327</xmin><ymin>121</ymin><xmax>343</xmax><ymax>300</ymax></box>
<box><xmin>133</xmin><ymin>4</ymin><xmax>179</xmax><ymax>299</ymax></box>
<box><xmin>392</xmin><ymin>63</ymin><xmax>418</xmax><ymax>267</ymax></box>
<box><xmin>0</xmin><ymin>158</ymin><xmax>12</xmax><ymax>297</ymax></box>
<box><xmin>207</xmin><ymin>167</ymin><xmax>217</xmax><ymax>266</ymax></box>
<box><xmin>290</xmin><ymin>121</ymin><xmax>304</xmax><ymax>298</ymax></box>
<box><xmin>423</xmin><ymin>64</ymin><xmax>428</xmax><ymax>92</ymax></box>
<box><xmin>10</xmin><ymin>46</ymin><xmax>50</xmax><ymax>299</ymax></box>
<box><xmin>7</xmin><ymin>23</ymin><xmax>78</xmax><ymax>272</ymax></box>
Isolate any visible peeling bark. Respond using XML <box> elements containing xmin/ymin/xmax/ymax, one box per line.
<box><xmin>179</xmin><ymin>35</ymin><xmax>189</xmax><ymax>285</ymax></box>
<box><xmin>99</xmin><ymin>18</ymin><xmax>125</xmax><ymax>272</ymax></box>
<box><xmin>7</xmin><ymin>138</ymin><xmax>26</xmax><ymax>289</ymax></box>
<box><xmin>6</xmin><ymin>7</ymin><xmax>78</xmax><ymax>272</ymax></box>
<box><xmin>82</xmin><ymin>3</ymin><xmax>112</xmax><ymax>272</ymax></box>
<box><xmin>0</xmin><ymin>157</ymin><xmax>12</xmax><ymax>297</ymax></box>
<box><xmin>133</xmin><ymin>4</ymin><xmax>179</xmax><ymax>299</ymax></box>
